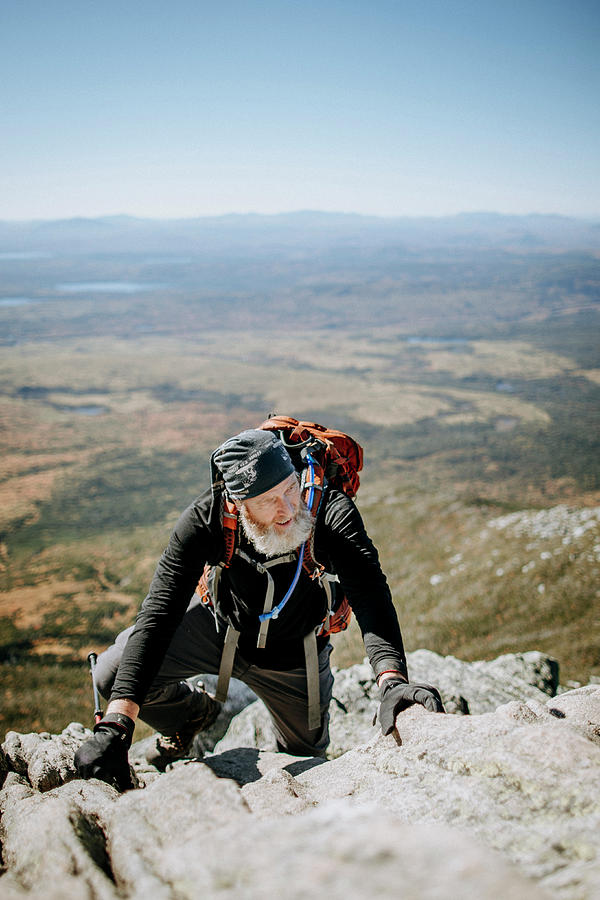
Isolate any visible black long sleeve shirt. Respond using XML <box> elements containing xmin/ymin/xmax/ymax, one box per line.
<box><xmin>110</xmin><ymin>486</ymin><xmax>408</xmax><ymax>705</ymax></box>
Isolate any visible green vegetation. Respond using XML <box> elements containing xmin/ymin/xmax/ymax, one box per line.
<box><xmin>366</xmin><ymin>485</ymin><xmax>600</xmax><ymax>685</ymax></box>
<box><xmin>0</xmin><ymin>614</ymin><xmax>33</xmax><ymax>661</ymax></box>
<box><xmin>5</xmin><ymin>448</ymin><xmax>204</xmax><ymax>555</ymax></box>
<box><xmin>0</xmin><ymin>661</ymin><xmax>90</xmax><ymax>735</ymax></box>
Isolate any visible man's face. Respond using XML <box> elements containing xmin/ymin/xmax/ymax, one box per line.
<box><xmin>238</xmin><ymin>472</ymin><xmax>301</xmax><ymax>530</ymax></box>
<box><xmin>237</xmin><ymin>473</ymin><xmax>313</xmax><ymax>557</ymax></box>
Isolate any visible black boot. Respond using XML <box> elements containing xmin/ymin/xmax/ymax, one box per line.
<box><xmin>145</xmin><ymin>685</ymin><xmax>222</xmax><ymax>771</ymax></box>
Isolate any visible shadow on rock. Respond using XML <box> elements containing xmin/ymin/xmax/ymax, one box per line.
<box><xmin>202</xmin><ymin>747</ymin><xmax>326</xmax><ymax>786</ymax></box>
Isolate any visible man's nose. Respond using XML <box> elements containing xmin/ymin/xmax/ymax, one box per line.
<box><xmin>276</xmin><ymin>496</ymin><xmax>294</xmax><ymax>518</ymax></box>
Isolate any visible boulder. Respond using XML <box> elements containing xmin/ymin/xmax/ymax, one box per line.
<box><xmin>106</xmin><ymin>763</ymin><xmax>250</xmax><ymax>897</ymax></box>
<box><xmin>0</xmin><ymin>773</ymin><xmax>118</xmax><ymax>898</ymax></box>
<box><xmin>406</xmin><ymin>648</ymin><xmax>559</xmax><ymax>714</ymax></box>
<box><xmin>545</xmin><ymin>685</ymin><xmax>600</xmax><ymax>745</ymax></box>
<box><xmin>118</xmin><ymin>798</ymin><xmax>552</xmax><ymax>899</ymax></box>
<box><xmin>1</xmin><ymin>722</ymin><xmax>91</xmax><ymax>792</ymax></box>
<box><xmin>1</xmin><ymin>654</ymin><xmax>599</xmax><ymax>900</ymax></box>
<box><xmin>295</xmin><ymin>689</ymin><xmax>600</xmax><ymax>899</ymax></box>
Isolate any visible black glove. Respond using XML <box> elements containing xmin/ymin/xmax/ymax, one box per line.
<box><xmin>74</xmin><ymin>713</ymin><xmax>135</xmax><ymax>792</ymax></box>
<box><xmin>378</xmin><ymin>679</ymin><xmax>445</xmax><ymax>735</ymax></box>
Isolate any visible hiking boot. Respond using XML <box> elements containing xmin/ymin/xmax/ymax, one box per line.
<box><xmin>145</xmin><ymin>686</ymin><xmax>222</xmax><ymax>771</ymax></box>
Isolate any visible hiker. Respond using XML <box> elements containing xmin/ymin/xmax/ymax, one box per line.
<box><xmin>75</xmin><ymin>419</ymin><xmax>444</xmax><ymax>790</ymax></box>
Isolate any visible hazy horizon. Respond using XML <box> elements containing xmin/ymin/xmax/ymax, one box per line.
<box><xmin>2</xmin><ymin>208</ymin><xmax>599</xmax><ymax>226</ymax></box>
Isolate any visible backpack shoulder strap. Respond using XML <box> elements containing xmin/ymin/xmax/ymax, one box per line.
<box><xmin>221</xmin><ymin>496</ymin><xmax>239</xmax><ymax>567</ymax></box>
<box><xmin>195</xmin><ymin>495</ymin><xmax>238</xmax><ymax>608</ymax></box>
<box><xmin>299</xmin><ymin>449</ymin><xmax>327</xmax><ymax>579</ymax></box>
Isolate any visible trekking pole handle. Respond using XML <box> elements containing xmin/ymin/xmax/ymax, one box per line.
<box><xmin>87</xmin><ymin>652</ymin><xmax>103</xmax><ymax>724</ymax></box>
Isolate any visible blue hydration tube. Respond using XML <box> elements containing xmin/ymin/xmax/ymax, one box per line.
<box><xmin>258</xmin><ymin>450</ymin><xmax>317</xmax><ymax>623</ymax></box>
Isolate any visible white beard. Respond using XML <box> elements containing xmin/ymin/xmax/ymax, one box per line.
<box><xmin>239</xmin><ymin>501</ymin><xmax>314</xmax><ymax>558</ymax></box>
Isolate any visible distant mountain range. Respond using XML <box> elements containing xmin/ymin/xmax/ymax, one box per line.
<box><xmin>1</xmin><ymin>211</ymin><xmax>598</xmax><ymax>255</ymax></box>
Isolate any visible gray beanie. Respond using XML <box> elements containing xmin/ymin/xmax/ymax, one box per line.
<box><xmin>211</xmin><ymin>429</ymin><xmax>295</xmax><ymax>501</ymax></box>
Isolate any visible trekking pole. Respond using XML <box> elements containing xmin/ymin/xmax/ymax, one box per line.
<box><xmin>87</xmin><ymin>652</ymin><xmax>103</xmax><ymax>725</ymax></box>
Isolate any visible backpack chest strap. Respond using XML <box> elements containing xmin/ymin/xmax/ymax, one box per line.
<box><xmin>236</xmin><ymin>548</ymin><xmax>298</xmax><ymax>648</ymax></box>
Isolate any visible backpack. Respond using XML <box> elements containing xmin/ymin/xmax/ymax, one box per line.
<box><xmin>260</xmin><ymin>415</ymin><xmax>363</xmax><ymax>500</ymax></box>
<box><xmin>196</xmin><ymin>416</ymin><xmax>364</xmax><ymax>726</ymax></box>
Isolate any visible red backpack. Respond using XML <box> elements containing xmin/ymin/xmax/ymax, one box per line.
<box><xmin>260</xmin><ymin>415</ymin><xmax>363</xmax><ymax>499</ymax></box>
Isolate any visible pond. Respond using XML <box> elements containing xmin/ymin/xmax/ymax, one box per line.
<box><xmin>0</xmin><ymin>297</ymin><xmax>37</xmax><ymax>307</ymax></box>
<box><xmin>59</xmin><ymin>405</ymin><xmax>108</xmax><ymax>416</ymax></box>
<box><xmin>56</xmin><ymin>282</ymin><xmax>166</xmax><ymax>294</ymax></box>
<box><xmin>405</xmin><ymin>336</ymin><xmax>469</xmax><ymax>345</ymax></box>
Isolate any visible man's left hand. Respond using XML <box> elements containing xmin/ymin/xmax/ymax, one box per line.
<box><xmin>378</xmin><ymin>680</ymin><xmax>445</xmax><ymax>735</ymax></box>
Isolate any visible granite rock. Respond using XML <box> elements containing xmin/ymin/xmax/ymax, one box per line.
<box><xmin>1</xmin><ymin>654</ymin><xmax>599</xmax><ymax>900</ymax></box>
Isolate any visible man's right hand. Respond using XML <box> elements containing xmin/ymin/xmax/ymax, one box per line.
<box><xmin>378</xmin><ymin>680</ymin><xmax>445</xmax><ymax>735</ymax></box>
<box><xmin>74</xmin><ymin>713</ymin><xmax>135</xmax><ymax>792</ymax></box>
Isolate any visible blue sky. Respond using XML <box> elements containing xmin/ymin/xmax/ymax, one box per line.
<box><xmin>2</xmin><ymin>0</ymin><xmax>599</xmax><ymax>220</ymax></box>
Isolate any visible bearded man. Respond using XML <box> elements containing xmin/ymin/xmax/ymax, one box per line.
<box><xmin>75</xmin><ymin>428</ymin><xmax>443</xmax><ymax>790</ymax></box>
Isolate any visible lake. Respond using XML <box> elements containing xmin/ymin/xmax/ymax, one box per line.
<box><xmin>56</xmin><ymin>282</ymin><xmax>166</xmax><ymax>294</ymax></box>
<box><xmin>0</xmin><ymin>297</ymin><xmax>37</xmax><ymax>307</ymax></box>
<box><xmin>405</xmin><ymin>336</ymin><xmax>469</xmax><ymax>345</ymax></box>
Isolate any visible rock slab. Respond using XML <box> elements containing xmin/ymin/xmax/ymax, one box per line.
<box><xmin>1</xmin><ymin>651</ymin><xmax>599</xmax><ymax>900</ymax></box>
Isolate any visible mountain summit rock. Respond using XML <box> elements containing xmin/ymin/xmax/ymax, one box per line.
<box><xmin>1</xmin><ymin>650</ymin><xmax>599</xmax><ymax>899</ymax></box>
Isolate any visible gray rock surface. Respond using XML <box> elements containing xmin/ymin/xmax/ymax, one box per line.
<box><xmin>113</xmin><ymin>789</ymin><xmax>553</xmax><ymax>900</ymax></box>
<box><xmin>1</xmin><ymin>651</ymin><xmax>599</xmax><ymax>899</ymax></box>
<box><xmin>407</xmin><ymin>648</ymin><xmax>560</xmax><ymax>714</ymax></box>
<box><xmin>295</xmin><ymin>691</ymin><xmax>600</xmax><ymax>900</ymax></box>
<box><xmin>107</xmin><ymin>763</ymin><xmax>250</xmax><ymax>897</ymax></box>
<box><xmin>1</xmin><ymin>721</ymin><xmax>88</xmax><ymax>792</ymax></box>
<box><xmin>543</xmin><ymin>684</ymin><xmax>600</xmax><ymax>744</ymax></box>
<box><xmin>0</xmin><ymin>773</ymin><xmax>118</xmax><ymax>898</ymax></box>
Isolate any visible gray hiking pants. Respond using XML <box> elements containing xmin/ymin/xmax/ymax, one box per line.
<box><xmin>95</xmin><ymin>594</ymin><xmax>334</xmax><ymax>757</ymax></box>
